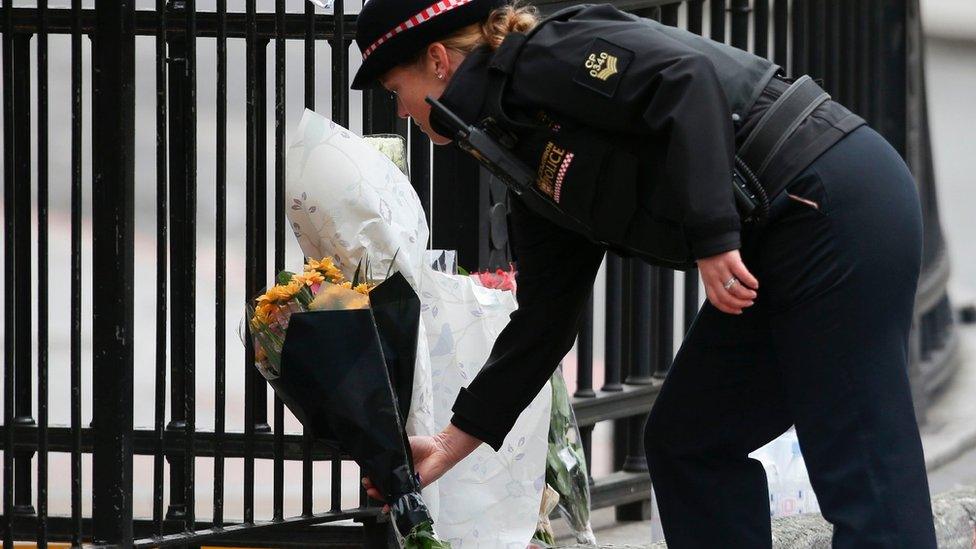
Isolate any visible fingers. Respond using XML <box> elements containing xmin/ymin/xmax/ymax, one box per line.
<box><xmin>706</xmin><ymin>283</ymin><xmax>753</xmax><ymax>314</ymax></box>
<box><xmin>726</xmin><ymin>276</ymin><xmax>757</xmax><ymax>301</ymax></box>
<box><xmin>730</xmin><ymin>259</ymin><xmax>759</xmax><ymax>290</ymax></box>
<box><xmin>362</xmin><ymin>477</ymin><xmax>384</xmax><ymax>502</ymax></box>
<box><xmin>698</xmin><ymin>250</ymin><xmax>760</xmax><ymax>315</ymax></box>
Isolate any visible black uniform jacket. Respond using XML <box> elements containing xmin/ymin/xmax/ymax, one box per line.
<box><xmin>445</xmin><ymin>4</ymin><xmax>863</xmax><ymax>450</ymax></box>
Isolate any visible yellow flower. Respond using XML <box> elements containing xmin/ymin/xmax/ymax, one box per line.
<box><xmin>340</xmin><ymin>281</ymin><xmax>352</xmax><ymax>290</ymax></box>
<box><xmin>265</xmin><ymin>285</ymin><xmax>291</xmax><ymax>303</ymax></box>
<box><xmin>299</xmin><ymin>270</ymin><xmax>325</xmax><ymax>286</ymax></box>
<box><xmin>283</xmin><ymin>279</ymin><xmax>303</xmax><ymax>298</ymax></box>
<box><xmin>306</xmin><ymin>257</ymin><xmax>335</xmax><ymax>272</ymax></box>
<box><xmin>254</xmin><ymin>302</ymin><xmax>276</xmax><ymax>325</ymax></box>
<box><xmin>306</xmin><ymin>257</ymin><xmax>345</xmax><ymax>284</ymax></box>
<box><xmin>353</xmin><ymin>283</ymin><xmax>371</xmax><ymax>295</ymax></box>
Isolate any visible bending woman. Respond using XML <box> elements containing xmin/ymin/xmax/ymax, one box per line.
<box><xmin>354</xmin><ymin>1</ymin><xmax>937</xmax><ymax>546</ymax></box>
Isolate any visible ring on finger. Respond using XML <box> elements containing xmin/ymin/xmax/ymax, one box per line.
<box><xmin>723</xmin><ymin>276</ymin><xmax>739</xmax><ymax>291</ymax></box>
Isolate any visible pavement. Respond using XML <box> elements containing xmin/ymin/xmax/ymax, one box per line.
<box><xmin>551</xmin><ymin>319</ymin><xmax>976</xmax><ymax>548</ymax></box>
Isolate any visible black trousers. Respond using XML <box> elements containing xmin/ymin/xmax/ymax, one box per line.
<box><xmin>644</xmin><ymin>126</ymin><xmax>938</xmax><ymax>548</ymax></box>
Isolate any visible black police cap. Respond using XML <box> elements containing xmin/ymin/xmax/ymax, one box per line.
<box><xmin>351</xmin><ymin>0</ymin><xmax>508</xmax><ymax>90</ymax></box>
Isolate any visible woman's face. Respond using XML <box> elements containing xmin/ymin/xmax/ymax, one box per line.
<box><xmin>378</xmin><ymin>43</ymin><xmax>463</xmax><ymax>145</ymax></box>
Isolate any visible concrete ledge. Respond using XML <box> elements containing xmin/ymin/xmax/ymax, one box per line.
<box><xmin>639</xmin><ymin>487</ymin><xmax>976</xmax><ymax>549</ymax></box>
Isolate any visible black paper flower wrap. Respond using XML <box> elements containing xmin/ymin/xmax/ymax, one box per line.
<box><xmin>263</xmin><ymin>273</ymin><xmax>442</xmax><ymax>544</ymax></box>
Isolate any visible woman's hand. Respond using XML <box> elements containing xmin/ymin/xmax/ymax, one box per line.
<box><xmin>697</xmin><ymin>249</ymin><xmax>759</xmax><ymax>315</ymax></box>
<box><xmin>362</xmin><ymin>424</ymin><xmax>482</xmax><ymax>510</ymax></box>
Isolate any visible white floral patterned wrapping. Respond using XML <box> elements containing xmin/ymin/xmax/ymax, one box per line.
<box><xmin>286</xmin><ymin>109</ymin><xmax>550</xmax><ymax>547</ymax></box>
<box><xmin>420</xmin><ymin>268</ymin><xmax>551</xmax><ymax>548</ymax></box>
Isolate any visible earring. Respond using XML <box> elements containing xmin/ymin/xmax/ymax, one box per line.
<box><xmin>436</xmin><ymin>72</ymin><xmax>444</xmax><ymax>80</ymax></box>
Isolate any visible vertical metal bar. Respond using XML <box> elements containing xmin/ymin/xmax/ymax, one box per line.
<box><xmin>623</xmin><ymin>262</ymin><xmax>650</xmax><ymax>485</ymax></box>
<box><xmin>580</xmin><ymin>425</ymin><xmax>594</xmax><ymax>480</ymax></box>
<box><xmin>730</xmin><ymin>0</ymin><xmax>749</xmax><ymax>50</ymax></box>
<box><xmin>627</xmin><ymin>263</ymin><xmax>653</xmax><ymax>386</ymax></box>
<box><xmin>791</xmin><ymin>0</ymin><xmax>809</xmax><ymax>77</ymax></box>
<box><xmin>12</xmin><ymin>32</ymin><xmax>36</xmax><ymax>519</ymax></box>
<box><xmin>91</xmin><ymin>0</ymin><xmax>136</xmax><ymax>543</ymax></box>
<box><xmin>710</xmin><ymin>0</ymin><xmax>726</xmax><ymax>42</ymax></box>
<box><xmin>37</xmin><ymin>0</ymin><xmax>50</xmax><ymax>544</ymax></box>
<box><xmin>684</xmin><ymin>270</ymin><xmax>699</xmax><ymax>335</ymax></box>
<box><xmin>773</xmin><ymin>0</ymin><xmax>788</xmax><ymax>68</ymax></box>
<box><xmin>575</xmin><ymin>295</ymin><xmax>596</xmax><ymax>398</ymax></box>
<box><xmin>165</xmin><ymin>0</ymin><xmax>187</xmax><ymax>523</ymax></box>
<box><xmin>661</xmin><ymin>3</ymin><xmax>679</xmax><ymax>26</ymax></box>
<box><xmin>214</xmin><ymin>0</ymin><xmax>227</xmax><ymax>529</ymax></box>
<box><xmin>753</xmin><ymin>0</ymin><xmax>769</xmax><ymax>58</ymax></box>
<box><xmin>332</xmin><ymin>0</ymin><xmax>348</xmax><ymax>126</ymax></box>
<box><xmin>69</xmin><ymin>0</ymin><xmax>83</xmax><ymax>543</ymax></box>
<box><xmin>653</xmin><ymin>269</ymin><xmax>675</xmax><ymax>379</ymax></box>
<box><xmin>825</xmin><ymin>0</ymin><xmax>840</xmax><ymax>96</ymax></box>
<box><xmin>409</xmin><ymin>124</ymin><xmax>432</xmax><ymax>221</ymax></box>
<box><xmin>302</xmin><ymin>0</ymin><xmax>315</xmax><ymax>518</ymax></box>
<box><xmin>613</xmin><ymin>260</ymin><xmax>638</xmax><ymax>521</ymax></box>
<box><xmin>602</xmin><ymin>254</ymin><xmax>623</xmax><ymax>392</ymax></box>
<box><xmin>331</xmin><ymin>460</ymin><xmax>342</xmax><ymax>512</ymax></box>
<box><xmin>152</xmin><ymin>0</ymin><xmax>168</xmax><ymax>536</ymax></box>
<box><xmin>840</xmin><ymin>0</ymin><xmax>856</xmax><ymax>107</ymax></box>
<box><xmin>273</xmin><ymin>0</ymin><xmax>286</xmax><ymax>522</ymax></box>
<box><xmin>254</xmin><ymin>36</ymin><xmax>270</xmax><ymax>434</ymax></box>
<box><xmin>244</xmin><ymin>0</ymin><xmax>258</xmax><ymax>523</ymax></box>
<box><xmin>808</xmin><ymin>0</ymin><xmax>825</xmax><ymax>81</ymax></box>
<box><xmin>182</xmin><ymin>0</ymin><xmax>198</xmax><ymax>532</ymax></box>
<box><xmin>2</xmin><ymin>0</ymin><xmax>15</xmax><ymax>544</ymax></box>
<box><xmin>855</xmin><ymin>0</ymin><xmax>871</xmax><ymax>118</ymax></box>
<box><xmin>687</xmin><ymin>0</ymin><xmax>704</xmax><ymax>35</ymax></box>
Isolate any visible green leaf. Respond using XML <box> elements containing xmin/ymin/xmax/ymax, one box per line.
<box><xmin>403</xmin><ymin>521</ymin><xmax>452</xmax><ymax>549</ymax></box>
<box><xmin>276</xmin><ymin>271</ymin><xmax>296</xmax><ymax>285</ymax></box>
<box><xmin>352</xmin><ymin>255</ymin><xmax>365</xmax><ymax>287</ymax></box>
<box><xmin>457</xmin><ymin>265</ymin><xmax>469</xmax><ymax>276</ymax></box>
<box><xmin>386</xmin><ymin>248</ymin><xmax>401</xmax><ymax>280</ymax></box>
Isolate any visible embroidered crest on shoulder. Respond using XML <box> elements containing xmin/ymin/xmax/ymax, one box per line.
<box><xmin>573</xmin><ymin>38</ymin><xmax>634</xmax><ymax>98</ymax></box>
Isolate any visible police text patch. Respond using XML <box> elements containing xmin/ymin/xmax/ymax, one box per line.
<box><xmin>573</xmin><ymin>38</ymin><xmax>634</xmax><ymax>98</ymax></box>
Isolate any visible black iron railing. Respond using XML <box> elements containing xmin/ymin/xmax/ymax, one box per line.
<box><xmin>0</xmin><ymin>0</ymin><xmax>957</xmax><ymax>547</ymax></box>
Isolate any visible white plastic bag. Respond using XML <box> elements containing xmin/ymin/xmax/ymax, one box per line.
<box><xmin>750</xmin><ymin>428</ymin><xmax>821</xmax><ymax>517</ymax></box>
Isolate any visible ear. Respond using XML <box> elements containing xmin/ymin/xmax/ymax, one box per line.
<box><xmin>424</xmin><ymin>42</ymin><xmax>454</xmax><ymax>78</ymax></box>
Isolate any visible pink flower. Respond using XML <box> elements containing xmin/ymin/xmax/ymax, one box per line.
<box><xmin>473</xmin><ymin>265</ymin><xmax>517</xmax><ymax>293</ymax></box>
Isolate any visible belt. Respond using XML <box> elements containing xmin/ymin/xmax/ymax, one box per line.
<box><xmin>737</xmin><ymin>75</ymin><xmax>832</xmax><ymax>181</ymax></box>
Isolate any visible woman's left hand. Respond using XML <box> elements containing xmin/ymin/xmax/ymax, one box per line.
<box><xmin>697</xmin><ymin>249</ymin><xmax>759</xmax><ymax>315</ymax></box>
<box><xmin>362</xmin><ymin>424</ymin><xmax>482</xmax><ymax>512</ymax></box>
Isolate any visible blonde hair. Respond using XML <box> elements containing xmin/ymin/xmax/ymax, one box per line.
<box><xmin>406</xmin><ymin>3</ymin><xmax>539</xmax><ymax>65</ymax></box>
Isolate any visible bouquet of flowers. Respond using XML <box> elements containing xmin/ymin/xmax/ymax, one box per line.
<box><xmin>245</xmin><ymin>256</ymin><xmax>449</xmax><ymax>548</ymax></box>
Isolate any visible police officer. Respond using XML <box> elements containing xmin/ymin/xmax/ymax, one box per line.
<box><xmin>354</xmin><ymin>1</ymin><xmax>938</xmax><ymax>546</ymax></box>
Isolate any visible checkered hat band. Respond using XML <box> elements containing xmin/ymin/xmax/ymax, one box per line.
<box><xmin>362</xmin><ymin>0</ymin><xmax>475</xmax><ymax>60</ymax></box>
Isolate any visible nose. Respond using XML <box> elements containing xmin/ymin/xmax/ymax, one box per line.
<box><xmin>396</xmin><ymin>98</ymin><xmax>409</xmax><ymax>120</ymax></box>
